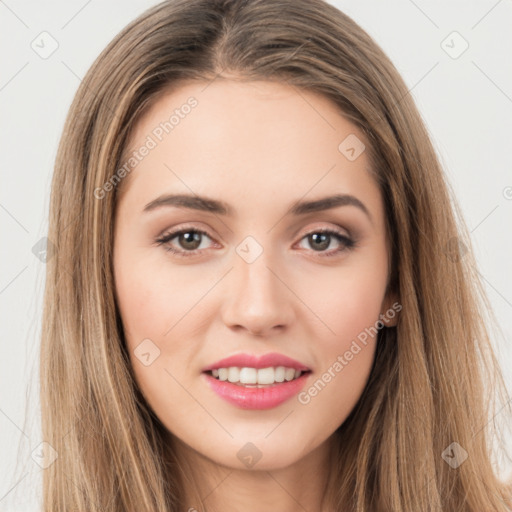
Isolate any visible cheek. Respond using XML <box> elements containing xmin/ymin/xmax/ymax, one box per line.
<box><xmin>113</xmin><ymin>248</ymin><xmax>214</xmax><ymax>388</ymax></box>
<box><xmin>113</xmin><ymin>254</ymin><xmax>203</xmax><ymax>416</ymax></box>
<box><xmin>291</xmin><ymin>252</ymin><xmax>387</xmax><ymax>423</ymax></box>
<box><xmin>296</xmin><ymin>252</ymin><xmax>388</xmax><ymax>348</ymax></box>
<box><xmin>114</xmin><ymin>268</ymin><xmax>164</xmax><ymax>345</ymax></box>
<box><xmin>295</xmin><ymin>272</ymin><xmax>384</xmax><ymax>433</ymax></box>
<box><xmin>114</xmin><ymin>249</ymin><xmax>199</xmax><ymax>348</ymax></box>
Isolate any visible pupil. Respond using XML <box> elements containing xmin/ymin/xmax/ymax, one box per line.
<box><xmin>180</xmin><ymin>232</ymin><xmax>201</xmax><ymax>250</ymax></box>
<box><xmin>310</xmin><ymin>233</ymin><xmax>329</xmax><ymax>251</ymax></box>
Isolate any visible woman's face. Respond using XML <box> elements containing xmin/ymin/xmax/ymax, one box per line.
<box><xmin>113</xmin><ymin>79</ymin><xmax>397</xmax><ymax>470</ymax></box>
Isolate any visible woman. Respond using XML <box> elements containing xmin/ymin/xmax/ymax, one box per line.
<box><xmin>40</xmin><ymin>0</ymin><xmax>512</xmax><ymax>510</ymax></box>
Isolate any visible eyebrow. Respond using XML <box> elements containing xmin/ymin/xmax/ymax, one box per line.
<box><xmin>143</xmin><ymin>193</ymin><xmax>372</xmax><ymax>223</ymax></box>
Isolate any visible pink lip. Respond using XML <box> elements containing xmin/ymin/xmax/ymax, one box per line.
<box><xmin>202</xmin><ymin>352</ymin><xmax>310</xmax><ymax>372</ymax></box>
<box><xmin>202</xmin><ymin>372</ymin><xmax>311</xmax><ymax>410</ymax></box>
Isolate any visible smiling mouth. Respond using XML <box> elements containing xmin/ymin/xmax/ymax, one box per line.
<box><xmin>204</xmin><ymin>366</ymin><xmax>311</xmax><ymax>387</ymax></box>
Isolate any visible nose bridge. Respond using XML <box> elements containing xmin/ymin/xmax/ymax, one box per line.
<box><xmin>221</xmin><ymin>237</ymin><xmax>293</xmax><ymax>334</ymax></box>
<box><xmin>239</xmin><ymin>248</ymin><xmax>277</xmax><ymax>297</ymax></box>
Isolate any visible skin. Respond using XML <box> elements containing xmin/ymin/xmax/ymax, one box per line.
<box><xmin>113</xmin><ymin>78</ymin><xmax>398</xmax><ymax>512</ymax></box>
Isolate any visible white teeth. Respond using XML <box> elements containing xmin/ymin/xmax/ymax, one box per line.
<box><xmin>209</xmin><ymin>366</ymin><xmax>306</xmax><ymax>385</ymax></box>
<box><xmin>284</xmin><ymin>368</ymin><xmax>295</xmax><ymax>381</ymax></box>
<box><xmin>239</xmin><ymin>367</ymin><xmax>257</xmax><ymax>384</ymax></box>
<box><xmin>227</xmin><ymin>367</ymin><xmax>240</xmax><ymax>383</ymax></box>
<box><xmin>256</xmin><ymin>367</ymin><xmax>275</xmax><ymax>385</ymax></box>
<box><xmin>274</xmin><ymin>366</ymin><xmax>285</xmax><ymax>382</ymax></box>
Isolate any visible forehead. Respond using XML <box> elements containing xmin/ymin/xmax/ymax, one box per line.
<box><xmin>117</xmin><ymin>79</ymin><xmax>382</xmax><ymax>225</ymax></box>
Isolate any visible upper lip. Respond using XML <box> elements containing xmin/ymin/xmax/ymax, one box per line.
<box><xmin>202</xmin><ymin>352</ymin><xmax>311</xmax><ymax>372</ymax></box>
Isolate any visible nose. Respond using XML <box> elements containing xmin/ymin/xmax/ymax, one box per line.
<box><xmin>221</xmin><ymin>249</ymin><xmax>295</xmax><ymax>337</ymax></box>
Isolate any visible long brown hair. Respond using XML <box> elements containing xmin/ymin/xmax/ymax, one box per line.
<box><xmin>39</xmin><ymin>0</ymin><xmax>511</xmax><ymax>510</ymax></box>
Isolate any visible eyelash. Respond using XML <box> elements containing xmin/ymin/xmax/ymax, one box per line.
<box><xmin>154</xmin><ymin>225</ymin><xmax>357</xmax><ymax>259</ymax></box>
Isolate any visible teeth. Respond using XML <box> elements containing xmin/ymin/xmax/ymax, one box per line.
<box><xmin>285</xmin><ymin>368</ymin><xmax>295</xmax><ymax>381</ymax></box>
<box><xmin>256</xmin><ymin>367</ymin><xmax>274</xmax><ymax>385</ymax></box>
<box><xmin>239</xmin><ymin>367</ymin><xmax>257</xmax><ymax>384</ymax></box>
<box><xmin>227</xmin><ymin>367</ymin><xmax>240</xmax><ymax>383</ymax></box>
<box><xmin>209</xmin><ymin>366</ymin><xmax>306</xmax><ymax>385</ymax></box>
<box><xmin>274</xmin><ymin>366</ymin><xmax>285</xmax><ymax>383</ymax></box>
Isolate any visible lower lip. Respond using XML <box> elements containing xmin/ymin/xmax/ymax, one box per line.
<box><xmin>203</xmin><ymin>372</ymin><xmax>310</xmax><ymax>410</ymax></box>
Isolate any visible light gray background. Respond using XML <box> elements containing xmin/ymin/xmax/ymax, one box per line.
<box><xmin>1</xmin><ymin>0</ymin><xmax>511</xmax><ymax>509</ymax></box>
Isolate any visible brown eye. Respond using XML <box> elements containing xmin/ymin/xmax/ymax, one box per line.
<box><xmin>177</xmin><ymin>231</ymin><xmax>202</xmax><ymax>250</ymax></box>
<box><xmin>307</xmin><ymin>232</ymin><xmax>331</xmax><ymax>251</ymax></box>
<box><xmin>155</xmin><ymin>228</ymin><xmax>215</xmax><ymax>257</ymax></box>
<box><xmin>297</xmin><ymin>229</ymin><xmax>355</xmax><ymax>256</ymax></box>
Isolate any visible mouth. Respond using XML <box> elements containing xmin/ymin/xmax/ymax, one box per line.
<box><xmin>204</xmin><ymin>366</ymin><xmax>311</xmax><ymax>387</ymax></box>
<box><xmin>201</xmin><ymin>352</ymin><xmax>312</xmax><ymax>408</ymax></box>
<box><xmin>202</xmin><ymin>366</ymin><xmax>312</xmax><ymax>410</ymax></box>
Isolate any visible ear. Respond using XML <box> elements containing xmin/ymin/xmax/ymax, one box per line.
<box><xmin>379</xmin><ymin>291</ymin><xmax>400</xmax><ymax>327</ymax></box>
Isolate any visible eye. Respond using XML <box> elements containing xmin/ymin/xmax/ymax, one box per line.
<box><xmin>155</xmin><ymin>227</ymin><xmax>216</xmax><ymax>258</ymax></box>
<box><xmin>295</xmin><ymin>228</ymin><xmax>356</xmax><ymax>257</ymax></box>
